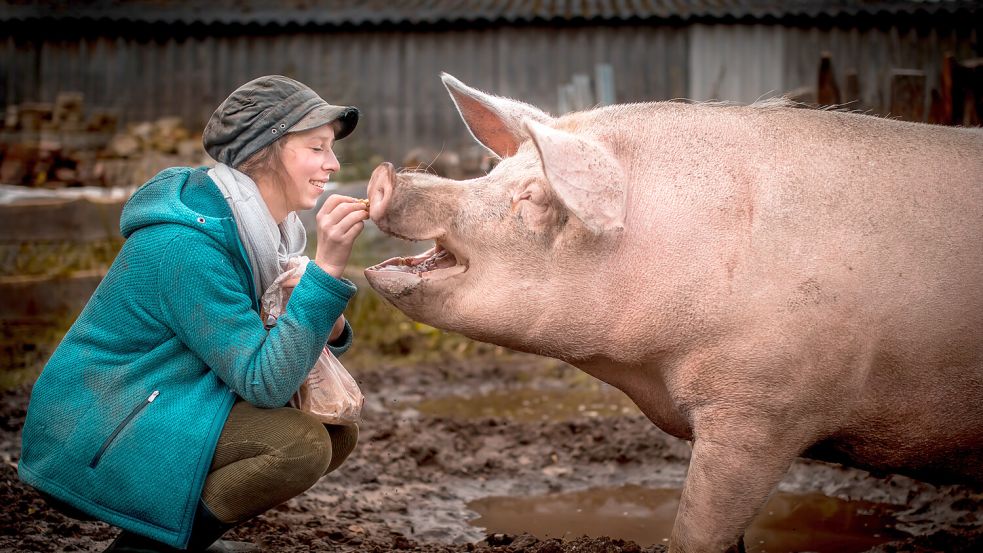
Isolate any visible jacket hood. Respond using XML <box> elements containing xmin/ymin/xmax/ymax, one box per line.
<box><xmin>120</xmin><ymin>167</ymin><xmax>234</xmax><ymax>247</ymax></box>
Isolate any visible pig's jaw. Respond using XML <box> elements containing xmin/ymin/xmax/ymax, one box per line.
<box><xmin>367</xmin><ymin>243</ymin><xmax>466</xmax><ymax>278</ymax></box>
<box><xmin>364</xmin><ymin>241</ymin><xmax>468</xmax><ymax>297</ymax></box>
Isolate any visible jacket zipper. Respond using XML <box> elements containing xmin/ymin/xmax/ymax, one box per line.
<box><xmin>89</xmin><ymin>390</ymin><xmax>159</xmax><ymax>469</ymax></box>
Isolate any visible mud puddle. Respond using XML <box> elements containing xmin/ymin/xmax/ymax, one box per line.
<box><xmin>414</xmin><ymin>386</ymin><xmax>639</xmax><ymax>422</ymax></box>
<box><xmin>468</xmin><ymin>484</ymin><xmax>908</xmax><ymax>552</ymax></box>
<box><xmin>4</xmin><ymin>355</ymin><xmax>983</xmax><ymax>552</ymax></box>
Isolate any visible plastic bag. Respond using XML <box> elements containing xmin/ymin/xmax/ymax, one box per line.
<box><xmin>261</xmin><ymin>255</ymin><xmax>364</xmax><ymax>426</ymax></box>
<box><xmin>290</xmin><ymin>346</ymin><xmax>363</xmax><ymax>425</ymax></box>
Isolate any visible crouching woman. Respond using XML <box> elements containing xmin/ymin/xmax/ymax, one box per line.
<box><xmin>18</xmin><ymin>75</ymin><xmax>369</xmax><ymax>552</ymax></box>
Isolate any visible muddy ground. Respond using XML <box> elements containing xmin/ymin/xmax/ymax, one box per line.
<box><xmin>2</xmin><ymin>353</ymin><xmax>982</xmax><ymax>552</ymax></box>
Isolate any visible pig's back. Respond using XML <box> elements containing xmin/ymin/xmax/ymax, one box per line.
<box><xmin>621</xmin><ymin>102</ymin><xmax>982</xmax><ymax>330</ymax></box>
<box><xmin>747</xmin><ymin>107</ymin><xmax>982</xmax><ymax>317</ymax></box>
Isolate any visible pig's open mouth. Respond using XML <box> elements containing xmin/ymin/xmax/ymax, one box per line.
<box><xmin>366</xmin><ymin>242</ymin><xmax>467</xmax><ymax>280</ymax></box>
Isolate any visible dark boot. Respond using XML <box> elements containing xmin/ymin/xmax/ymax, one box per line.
<box><xmin>102</xmin><ymin>503</ymin><xmax>252</xmax><ymax>553</ymax></box>
<box><xmin>186</xmin><ymin>502</ymin><xmax>255</xmax><ymax>552</ymax></box>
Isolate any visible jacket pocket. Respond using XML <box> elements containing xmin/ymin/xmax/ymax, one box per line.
<box><xmin>89</xmin><ymin>390</ymin><xmax>160</xmax><ymax>469</ymax></box>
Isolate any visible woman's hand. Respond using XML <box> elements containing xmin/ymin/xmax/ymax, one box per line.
<box><xmin>314</xmin><ymin>195</ymin><xmax>369</xmax><ymax>278</ymax></box>
<box><xmin>281</xmin><ymin>275</ymin><xmax>302</xmax><ymax>304</ymax></box>
<box><xmin>329</xmin><ymin>315</ymin><xmax>346</xmax><ymax>342</ymax></box>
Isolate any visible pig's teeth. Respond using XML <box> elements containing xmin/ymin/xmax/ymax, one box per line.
<box><xmin>369</xmin><ymin>243</ymin><xmax>459</xmax><ymax>277</ymax></box>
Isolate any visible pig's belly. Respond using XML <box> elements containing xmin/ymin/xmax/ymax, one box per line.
<box><xmin>803</xmin><ymin>428</ymin><xmax>983</xmax><ymax>488</ymax></box>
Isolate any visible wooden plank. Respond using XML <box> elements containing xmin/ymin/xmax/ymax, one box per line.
<box><xmin>595</xmin><ymin>63</ymin><xmax>615</xmax><ymax>105</ymax></box>
<box><xmin>939</xmin><ymin>53</ymin><xmax>956</xmax><ymax>124</ymax></box>
<box><xmin>890</xmin><ymin>69</ymin><xmax>926</xmax><ymax>122</ymax></box>
<box><xmin>960</xmin><ymin>58</ymin><xmax>983</xmax><ymax>126</ymax></box>
<box><xmin>817</xmin><ymin>52</ymin><xmax>841</xmax><ymax>105</ymax></box>
<box><xmin>0</xmin><ymin>198</ymin><xmax>124</xmax><ymax>242</ymax></box>
<box><xmin>0</xmin><ymin>269</ymin><xmax>105</xmax><ymax>319</ymax></box>
<box><xmin>844</xmin><ymin>70</ymin><xmax>862</xmax><ymax>110</ymax></box>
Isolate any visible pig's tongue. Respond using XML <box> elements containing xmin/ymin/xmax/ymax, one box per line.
<box><xmin>371</xmin><ymin>245</ymin><xmax>458</xmax><ymax>276</ymax></box>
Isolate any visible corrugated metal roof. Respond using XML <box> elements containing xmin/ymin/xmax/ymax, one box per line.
<box><xmin>4</xmin><ymin>0</ymin><xmax>979</xmax><ymax>26</ymax></box>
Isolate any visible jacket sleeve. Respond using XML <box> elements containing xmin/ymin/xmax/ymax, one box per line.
<box><xmin>327</xmin><ymin>319</ymin><xmax>353</xmax><ymax>357</ymax></box>
<box><xmin>157</xmin><ymin>233</ymin><xmax>356</xmax><ymax>408</ymax></box>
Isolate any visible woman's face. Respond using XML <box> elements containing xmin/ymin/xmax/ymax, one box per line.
<box><xmin>278</xmin><ymin>125</ymin><xmax>340</xmax><ymax>214</ymax></box>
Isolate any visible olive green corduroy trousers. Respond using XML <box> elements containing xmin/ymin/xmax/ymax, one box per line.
<box><xmin>201</xmin><ymin>399</ymin><xmax>358</xmax><ymax>523</ymax></box>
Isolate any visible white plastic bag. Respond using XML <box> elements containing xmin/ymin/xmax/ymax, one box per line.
<box><xmin>261</xmin><ymin>256</ymin><xmax>363</xmax><ymax>426</ymax></box>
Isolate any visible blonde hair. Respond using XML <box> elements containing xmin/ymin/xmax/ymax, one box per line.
<box><xmin>236</xmin><ymin>138</ymin><xmax>287</xmax><ymax>184</ymax></box>
<box><xmin>236</xmin><ymin>121</ymin><xmax>342</xmax><ymax>189</ymax></box>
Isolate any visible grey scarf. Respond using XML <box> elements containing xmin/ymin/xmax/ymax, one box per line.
<box><xmin>208</xmin><ymin>163</ymin><xmax>307</xmax><ymax>299</ymax></box>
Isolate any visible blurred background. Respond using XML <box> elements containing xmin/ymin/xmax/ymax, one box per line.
<box><xmin>0</xmin><ymin>0</ymin><xmax>981</xmax><ymax>385</ymax></box>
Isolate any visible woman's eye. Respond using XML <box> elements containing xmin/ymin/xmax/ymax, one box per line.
<box><xmin>312</xmin><ymin>147</ymin><xmax>323</xmax><ymax>152</ymax></box>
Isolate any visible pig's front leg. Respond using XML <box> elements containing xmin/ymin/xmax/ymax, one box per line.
<box><xmin>669</xmin><ymin>419</ymin><xmax>802</xmax><ymax>553</ymax></box>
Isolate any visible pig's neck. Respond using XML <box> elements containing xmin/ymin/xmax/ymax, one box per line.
<box><xmin>574</xmin><ymin>356</ymin><xmax>693</xmax><ymax>440</ymax></box>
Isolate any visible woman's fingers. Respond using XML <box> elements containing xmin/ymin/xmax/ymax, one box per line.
<box><xmin>342</xmin><ymin>220</ymin><xmax>365</xmax><ymax>242</ymax></box>
<box><xmin>312</xmin><ymin>196</ymin><xmax>369</xmax><ymax>278</ymax></box>
<box><xmin>333</xmin><ymin>208</ymin><xmax>370</xmax><ymax>234</ymax></box>
<box><xmin>319</xmin><ymin>194</ymin><xmax>361</xmax><ymax>213</ymax></box>
<box><xmin>321</xmin><ymin>210</ymin><xmax>367</xmax><ymax>241</ymax></box>
<box><xmin>318</xmin><ymin>195</ymin><xmax>366</xmax><ymax>219</ymax></box>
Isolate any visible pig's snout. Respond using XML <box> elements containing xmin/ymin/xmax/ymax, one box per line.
<box><xmin>366</xmin><ymin>162</ymin><xmax>395</xmax><ymax>223</ymax></box>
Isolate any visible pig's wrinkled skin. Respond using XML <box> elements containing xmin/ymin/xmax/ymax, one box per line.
<box><xmin>364</xmin><ymin>73</ymin><xmax>983</xmax><ymax>552</ymax></box>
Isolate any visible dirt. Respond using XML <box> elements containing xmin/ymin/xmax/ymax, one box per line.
<box><xmin>2</xmin><ymin>353</ymin><xmax>982</xmax><ymax>552</ymax></box>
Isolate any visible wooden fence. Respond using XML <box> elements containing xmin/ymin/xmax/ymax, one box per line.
<box><xmin>800</xmin><ymin>51</ymin><xmax>982</xmax><ymax>125</ymax></box>
<box><xmin>0</xmin><ymin>195</ymin><xmax>123</xmax><ymax>374</ymax></box>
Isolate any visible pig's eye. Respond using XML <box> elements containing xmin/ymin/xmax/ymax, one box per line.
<box><xmin>511</xmin><ymin>192</ymin><xmax>532</xmax><ymax>212</ymax></box>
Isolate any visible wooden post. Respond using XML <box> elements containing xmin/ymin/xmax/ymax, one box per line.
<box><xmin>557</xmin><ymin>83</ymin><xmax>574</xmax><ymax>114</ymax></box>
<box><xmin>572</xmin><ymin>74</ymin><xmax>593</xmax><ymax>110</ymax></box>
<box><xmin>817</xmin><ymin>52</ymin><xmax>841</xmax><ymax>106</ymax></box>
<box><xmin>890</xmin><ymin>69</ymin><xmax>926</xmax><ymax>122</ymax></box>
<box><xmin>594</xmin><ymin>63</ymin><xmax>616</xmax><ymax>106</ymax></box>
<box><xmin>939</xmin><ymin>53</ymin><xmax>957</xmax><ymax>125</ymax></box>
<box><xmin>844</xmin><ymin>70</ymin><xmax>862</xmax><ymax>111</ymax></box>
<box><xmin>928</xmin><ymin>88</ymin><xmax>947</xmax><ymax>125</ymax></box>
<box><xmin>963</xmin><ymin>58</ymin><xmax>983</xmax><ymax>126</ymax></box>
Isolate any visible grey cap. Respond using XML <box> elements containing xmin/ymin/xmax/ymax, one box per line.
<box><xmin>203</xmin><ymin>75</ymin><xmax>359</xmax><ymax>167</ymax></box>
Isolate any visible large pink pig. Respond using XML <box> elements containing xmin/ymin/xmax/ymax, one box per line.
<box><xmin>364</xmin><ymin>73</ymin><xmax>983</xmax><ymax>552</ymax></box>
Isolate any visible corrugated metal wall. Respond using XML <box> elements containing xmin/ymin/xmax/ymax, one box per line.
<box><xmin>779</xmin><ymin>23</ymin><xmax>978</xmax><ymax>113</ymax></box>
<box><xmin>690</xmin><ymin>22</ymin><xmax>978</xmax><ymax>109</ymax></box>
<box><xmin>3</xmin><ymin>23</ymin><xmax>690</xmax><ymax>161</ymax></box>
<box><xmin>2</xmin><ymin>19</ymin><xmax>977</xmax><ymax>161</ymax></box>
<box><xmin>1</xmin><ymin>24</ymin><xmax>688</xmax><ymax>161</ymax></box>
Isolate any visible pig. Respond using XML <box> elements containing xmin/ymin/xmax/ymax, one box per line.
<box><xmin>363</xmin><ymin>73</ymin><xmax>983</xmax><ymax>552</ymax></box>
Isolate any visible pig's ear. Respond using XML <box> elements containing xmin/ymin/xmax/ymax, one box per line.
<box><xmin>523</xmin><ymin>119</ymin><xmax>626</xmax><ymax>234</ymax></box>
<box><xmin>441</xmin><ymin>72</ymin><xmax>553</xmax><ymax>159</ymax></box>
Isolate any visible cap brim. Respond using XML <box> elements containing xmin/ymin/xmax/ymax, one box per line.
<box><xmin>289</xmin><ymin>105</ymin><xmax>359</xmax><ymax>140</ymax></box>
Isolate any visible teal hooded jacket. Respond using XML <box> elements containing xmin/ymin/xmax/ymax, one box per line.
<box><xmin>18</xmin><ymin>167</ymin><xmax>356</xmax><ymax>548</ymax></box>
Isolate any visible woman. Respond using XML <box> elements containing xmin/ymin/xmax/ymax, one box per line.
<box><xmin>18</xmin><ymin>75</ymin><xmax>369</xmax><ymax>552</ymax></box>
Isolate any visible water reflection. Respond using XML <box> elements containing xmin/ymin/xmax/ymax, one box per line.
<box><xmin>469</xmin><ymin>485</ymin><xmax>907</xmax><ymax>552</ymax></box>
<box><xmin>415</xmin><ymin>387</ymin><xmax>640</xmax><ymax>422</ymax></box>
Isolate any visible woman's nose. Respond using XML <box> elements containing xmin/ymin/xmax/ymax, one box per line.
<box><xmin>324</xmin><ymin>150</ymin><xmax>340</xmax><ymax>172</ymax></box>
